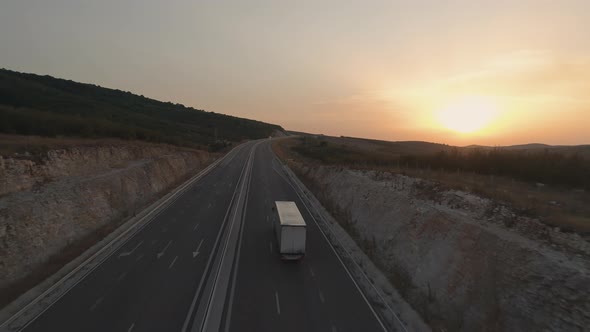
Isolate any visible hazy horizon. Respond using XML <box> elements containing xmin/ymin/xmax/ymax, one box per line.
<box><xmin>2</xmin><ymin>1</ymin><xmax>589</xmax><ymax>146</ymax></box>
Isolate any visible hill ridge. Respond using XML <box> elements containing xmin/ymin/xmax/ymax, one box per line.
<box><xmin>0</xmin><ymin>68</ymin><xmax>283</xmax><ymax>150</ymax></box>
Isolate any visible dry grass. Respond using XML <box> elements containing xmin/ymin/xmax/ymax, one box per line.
<box><xmin>0</xmin><ymin>134</ymin><xmax>204</xmax><ymax>158</ymax></box>
<box><xmin>397</xmin><ymin>167</ymin><xmax>590</xmax><ymax>233</ymax></box>
<box><xmin>274</xmin><ymin>136</ymin><xmax>590</xmax><ymax>234</ymax></box>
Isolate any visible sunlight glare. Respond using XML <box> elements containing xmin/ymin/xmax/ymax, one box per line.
<box><xmin>435</xmin><ymin>96</ymin><xmax>498</xmax><ymax>134</ymax></box>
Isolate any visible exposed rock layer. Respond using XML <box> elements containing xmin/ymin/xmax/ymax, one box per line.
<box><xmin>296</xmin><ymin>164</ymin><xmax>590</xmax><ymax>331</ymax></box>
<box><xmin>0</xmin><ymin>144</ymin><xmax>211</xmax><ymax>292</ymax></box>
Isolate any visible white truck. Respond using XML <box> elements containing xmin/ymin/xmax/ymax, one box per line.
<box><xmin>274</xmin><ymin>201</ymin><xmax>306</xmax><ymax>260</ymax></box>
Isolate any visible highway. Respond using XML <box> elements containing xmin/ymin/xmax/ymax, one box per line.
<box><xmin>2</xmin><ymin>140</ymin><xmax>387</xmax><ymax>332</ymax></box>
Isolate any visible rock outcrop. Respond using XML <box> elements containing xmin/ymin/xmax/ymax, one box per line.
<box><xmin>0</xmin><ymin>143</ymin><xmax>212</xmax><ymax>297</ymax></box>
<box><xmin>295</xmin><ymin>165</ymin><xmax>590</xmax><ymax>331</ymax></box>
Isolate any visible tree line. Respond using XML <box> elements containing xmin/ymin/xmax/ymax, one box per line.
<box><xmin>0</xmin><ymin>69</ymin><xmax>283</xmax><ymax>151</ymax></box>
<box><xmin>400</xmin><ymin>148</ymin><xmax>590</xmax><ymax>190</ymax></box>
<box><xmin>293</xmin><ymin>137</ymin><xmax>590</xmax><ymax>190</ymax></box>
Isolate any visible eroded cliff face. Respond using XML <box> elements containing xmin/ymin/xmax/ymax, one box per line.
<box><xmin>0</xmin><ymin>144</ymin><xmax>212</xmax><ymax>296</ymax></box>
<box><xmin>295</xmin><ymin>165</ymin><xmax>590</xmax><ymax>332</ymax></box>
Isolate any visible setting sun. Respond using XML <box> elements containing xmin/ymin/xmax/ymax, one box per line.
<box><xmin>435</xmin><ymin>96</ymin><xmax>499</xmax><ymax>134</ymax></box>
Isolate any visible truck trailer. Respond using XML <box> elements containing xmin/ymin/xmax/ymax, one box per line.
<box><xmin>274</xmin><ymin>201</ymin><xmax>306</xmax><ymax>260</ymax></box>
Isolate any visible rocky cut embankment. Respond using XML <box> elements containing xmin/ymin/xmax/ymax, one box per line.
<box><xmin>292</xmin><ymin>164</ymin><xmax>590</xmax><ymax>332</ymax></box>
<box><xmin>0</xmin><ymin>142</ymin><xmax>212</xmax><ymax>303</ymax></box>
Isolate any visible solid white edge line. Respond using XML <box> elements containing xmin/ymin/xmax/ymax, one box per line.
<box><xmin>286</xmin><ymin>164</ymin><xmax>410</xmax><ymax>332</ymax></box>
<box><xmin>200</xmin><ymin>141</ymin><xmax>259</xmax><ymax>331</ymax></box>
<box><xmin>222</xmin><ymin>141</ymin><xmax>259</xmax><ymax>332</ymax></box>
<box><xmin>180</xmin><ymin>143</ymin><xmax>253</xmax><ymax>332</ymax></box>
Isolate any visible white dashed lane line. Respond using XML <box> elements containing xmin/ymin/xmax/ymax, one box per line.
<box><xmin>117</xmin><ymin>272</ymin><xmax>127</xmax><ymax>282</ymax></box>
<box><xmin>89</xmin><ymin>296</ymin><xmax>103</xmax><ymax>312</ymax></box>
<box><xmin>157</xmin><ymin>240</ymin><xmax>173</xmax><ymax>259</ymax></box>
<box><xmin>192</xmin><ymin>239</ymin><xmax>204</xmax><ymax>258</ymax></box>
<box><xmin>169</xmin><ymin>256</ymin><xmax>178</xmax><ymax>269</ymax></box>
<box><xmin>118</xmin><ymin>240</ymin><xmax>144</xmax><ymax>258</ymax></box>
<box><xmin>275</xmin><ymin>291</ymin><xmax>281</xmax><ymax>316</ymax></box>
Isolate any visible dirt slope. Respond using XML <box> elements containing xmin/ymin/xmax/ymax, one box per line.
<box><xmin>0</xmin><ymin>141</ymin><xmax>212</xmax><ymax>305</ymax></box>
<box><xmin>294</xmin><ymin>164</ymin><xmax>590</xmax><ymax>331</ymax></box>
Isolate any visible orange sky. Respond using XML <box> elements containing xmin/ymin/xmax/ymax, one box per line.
<box><xmin>1</xmin><ymin>1</ymin><xmax>589</xmax><ymax>145</ymax></box>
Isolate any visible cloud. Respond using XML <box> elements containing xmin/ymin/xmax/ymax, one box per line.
<box><xmin>434</xmin><ymin>50</ymin><xmax>590</xmax><ymax>104</ymax></box>
<box><xmin>305</xmin><ymin>90</ymin><xmax>413</xmax><ymax>138</ymax></box>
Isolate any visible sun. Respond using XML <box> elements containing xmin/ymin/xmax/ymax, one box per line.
<box><xmin>435</xmin><ymin>96</ymin><xmax>498</xmax><ymax>134</ymax></box>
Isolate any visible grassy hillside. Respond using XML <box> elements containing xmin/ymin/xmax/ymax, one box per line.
<box><xmin>0</xmin><ymin>69</ymin><xmax>283</xmax><ymax>150</ymax></box>
<box><xmin>278</xmin><ymin>136</ymin><xmax>590</xmax><ymax>232</ymax></box>
<box><xmin>290</xmin><ymin>135</ymin><xmax>590</xmax><ymax>190</ymax></box>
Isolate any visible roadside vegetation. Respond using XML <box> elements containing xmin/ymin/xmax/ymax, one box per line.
<box><xmin>0</xmin><ymin>69</ymin><xmax>283</xmax><ymax>151</ymax></box>
<box><xmin>0</xmin><ymin>134</ymin><xmax>211</xmax><ymax>161</ymax></box>
<box><xmin>276</xmin><ymin>136</ymin><xmax>590</xmax><ymax>233</ymax></box>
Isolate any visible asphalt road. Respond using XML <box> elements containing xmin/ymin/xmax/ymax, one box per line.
<box><xmin>225</xmin><ymin>142</ymin><xmax>384</xmax><ymax>332</ymax></box>
<box><xmin>7</xmin><ymin>140</ymin><xmax>386</xmax><ymax>332</ymax></box>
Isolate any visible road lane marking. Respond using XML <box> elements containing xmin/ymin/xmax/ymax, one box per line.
<box><xmin>222</xmin><ymin>144</ymin><xmax>258</xmax><ymax>332</ymax></box>
<box><xmin>118</xmin><ymin>240</ymin><xmax>144</xmax><ymax>258</ymax></box>
<box><xmin>157</xmin><ymin>240</ymin><xmax>173</xmax><ymax>259</ymax></box>
<box><xmin>127</xmin><ymin>323</ymin><xmax>135</xmax><ymax>332</ymax></box>
<box><xmin>135</xmin><ymin>253</ymin><xmax>144</xmax><ymax>262</ymax></box>
<box><xmin>1</xmin><ymin>142</ymin><xmax>245</xmax><ymax>332</ymax></box>
<box><xmin>117</xmin><ymin>272</ymin><xmax>127</xmax><ymax>282</ymax></box>
<box><xmin>181</xmin><ymin>154</ymin><xmax>248</xmax><ymax>332</ymax></box>
<box><xmin>193</xmin><ymin>239</ymin><xmax>204</xmax><ymax>258</ymax></box>
<box><xmin>309</xmin><ymin>266</ymin><xmax>315</xmax><ymax>277</ymax></box>
<box><xmin>208</xmin><ymin>202</ymin><xmax>212</xmax><ymax>208</ymax></box>
<box><xmin>89</xmin><ymin>296</ymin><xmax>103</xmax><ymax>312</ymax></box>
<box><xmin>193</xmin><ymin>223</ymin><xmax>200</xmax><ymax>231</ymax></box>
<box><xmin>275</xmin><ymin>291</ymin><xmax>281</xmax><ymax>315</ymax></box>
<box><xmin>169</xmin><ymin>256</ymin><xmax>178</xmax><ymax>269</ymax></box>
<box><xmin>279</xmin><ymin>161</ymin><xmax>392</xmax><ymax>332</ymax></box>
<box><xmin>180</xmin><ymin>142</ymin><xmax>254</xmax><ymax>332</ymax></box>
<box><xmin>331</xmin><ymin>324</ymin><xmax>337</xmax><ymax>332</ymax></box>
<box><xmin>319</xmin><ymin>290</ymin><xmax>325</xmax><ymax>303</ymax></box>
<box><xmin>202</xmin><ymin>141</ymin><xmax>259</xmax><ymax>332</ymax></box>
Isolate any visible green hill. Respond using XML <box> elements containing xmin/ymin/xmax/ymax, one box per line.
<box><xmin>0</xmin><ymin>69</ymin><xmax>283</xmax><ymax>150</ymax></box>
